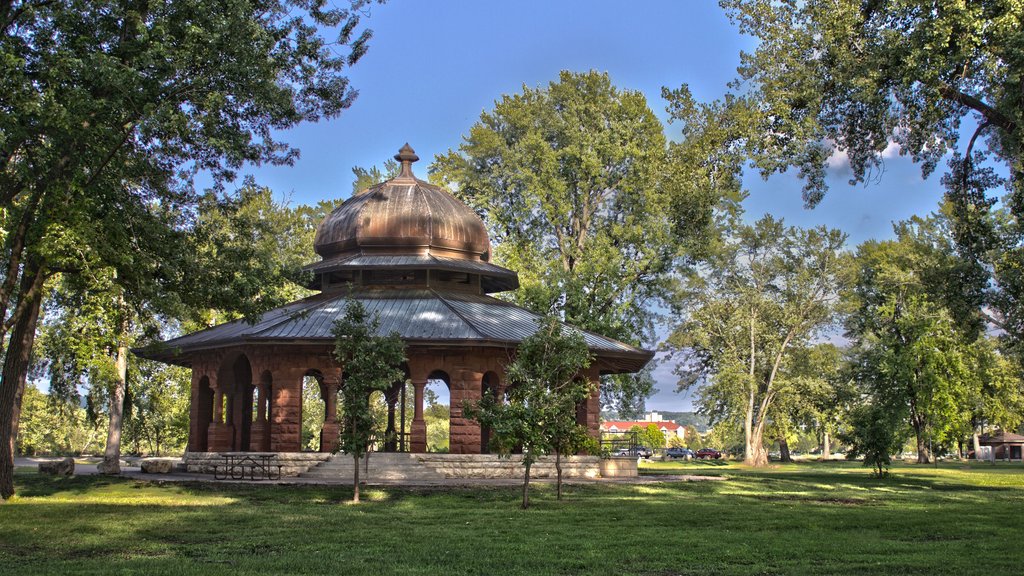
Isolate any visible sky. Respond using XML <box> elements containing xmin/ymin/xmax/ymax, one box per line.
<box><xmin>239</xmin><ymin>1</ymin><xmax>948</xmax><ymax>412</ymax></box>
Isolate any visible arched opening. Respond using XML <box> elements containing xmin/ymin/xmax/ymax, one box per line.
<box><xmin>196</xmin><ymin>376</ymin><xmax>213</xmax><ymax>452</ymax></box>
<box><xmin>425</xmin><ymin>370</ymin><xmax>451</xmax><ymax>453</ymax></box>
<box><xmin>301</xmin><ymin>371</ymin><xmax>325</xmax><ymax>452</ymax></box>
<box><xmin>480</xmin><ymin>371</ymin><xmax>500</xmax><ymax>454</ymax></box>
<box><xmin>215</xmin><ymin>353</ymin><xmax>253</xmax><ymax>451</ymax></box>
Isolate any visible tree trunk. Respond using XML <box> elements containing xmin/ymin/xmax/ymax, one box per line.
<box><xmin>778</xmin><ymin>436</ymin><xmax>792</xmax><ymax>462</ymax></box>
<box><xmin>555</xmin><ymin>450</ymin><xmax>563</xmax><ymax>500</ymax></box>
<box><xmin>521</xmin><ymin>460</ymin><xmax>532</xmax><ymax>509</ymax></box>
<box><xmin>352</xmin><ymin>454</ymin><xmax>360</xmax><ymax>503</ymax></box>
<box><xmin>99</xmin><ymin>337</ymin><xmax>129</xmax><ymax>475</ymax></box>
<box><xmin>915</xmin><ymin>430</ymin><xmax>931</xmax><ymax>464</ymax></box>
<box><xmin>822</xmin><ymin>431</ymin><xmax>831</xmax><ymax>460</ymax></box>
<box><xmin>972</xmin><ymin>432</ymin><xmax>981</xmax><ymax>460</ymax></box>
<box><xmin>8</xmin><ymin>288</ymin><xmax>41</xmax><ymax>453</ymax></box>
<box><xmin>0</xmin><ymin>264</ymin><xmax>43</xmax><ymax>500</ymax></box>
<box><xmin>743</xmin><ymin>392</ymin><xmax>756</xmax><ymax>465</ymax></box>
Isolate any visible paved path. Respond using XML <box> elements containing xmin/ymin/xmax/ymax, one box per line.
<box><xmin>18</xmin><ymin>456</ymin><xmax>724</xmax><ymax>487</ymax></box>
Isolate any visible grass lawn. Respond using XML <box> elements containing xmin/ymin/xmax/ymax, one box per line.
<box><xmin>1</xmin><ymin>460</ymin><xmax>1023</xmax><ymax>575</ymax></box>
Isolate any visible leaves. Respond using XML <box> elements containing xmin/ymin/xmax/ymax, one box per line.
<box><xmin>332</xmin><ymin>300</ymin><xmax>406</xmax><ymax>459</ymax></box>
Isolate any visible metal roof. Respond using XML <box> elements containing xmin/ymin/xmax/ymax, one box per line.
<box><xmin>301</xmin><ymin>254</ymin><xmax>519</xmax><ymax>293</ymax></box>
<box><xmin>136</xmin><ymin>288</ymin><xmax>652</xmax><ymax>373</ymax></box>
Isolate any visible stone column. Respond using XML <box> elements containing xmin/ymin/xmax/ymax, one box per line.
<box><xmin>207</xmin><ymin>381</ymin><xmax>234</xmax><ymax>452</ymax></box>
<box><xmin>410</xmin><ymin>378</ymin><xmax>427</xmax><ymax>453</ymax></box>
<box><xmin>582</xmin><ymin>368</ymin><xmax>602</xmax><ymax>443</ymax></box>
<box><xmin>319</xmin><ymin>378</ymin><xmax>340</xmax><ymax>453</ymax></box>
<box><xmin>188</xmin><ymin>371</ymin><xmax>202</xmax><ymax>453</ymax></box>
<box><xmin>450</xmin><ymin>369</ymin><xmax>482</xmax><ymax>455</ymax></box>
<box><xmin>270</xmin><ymin>368</ymin><xmax>302</xmax><ymax>453</ymax></box>
<box><xmin>249</xmin><ymin>383</ymin><xmax>270</xmax><ymax>452</ymax></box>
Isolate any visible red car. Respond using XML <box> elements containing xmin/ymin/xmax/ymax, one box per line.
<box><xmin>696</xmin><ymin>448</ymin><xmax>722</xmax><ymax>459</ymax></box>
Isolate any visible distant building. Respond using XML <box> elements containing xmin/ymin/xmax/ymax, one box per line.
<box><xmin>601</xmin><ymin>419</ymin><xmax>685</xmax><ymax>442</ymax></box>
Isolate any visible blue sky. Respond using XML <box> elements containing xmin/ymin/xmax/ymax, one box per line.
<box><xmin>241</xmin><ymin>1</ymin><xmax>948</xmax><ymax>412</ymax></box>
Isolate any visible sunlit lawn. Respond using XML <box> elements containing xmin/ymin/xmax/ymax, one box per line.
<box><xmin>1</xmin><ymin>460</ymin><xmax>1022</xmax><ymax>575</ymax></box>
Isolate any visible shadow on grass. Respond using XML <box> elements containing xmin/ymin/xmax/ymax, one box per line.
<box><xmin>14</xmin><ymin>471</ymin><xmax>121</xmax><ymax>499</ymax></box>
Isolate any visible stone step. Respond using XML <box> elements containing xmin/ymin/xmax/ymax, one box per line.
<box><xmin>299</xmin><ymin>452</ymin><xmax>446</xmax><ymax>481</ymax></box>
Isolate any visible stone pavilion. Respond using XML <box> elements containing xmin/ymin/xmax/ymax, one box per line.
<box><xmin>138</xmin><ymin>145</ymin><xmax>653</xmax><ymax>459</ymax></box>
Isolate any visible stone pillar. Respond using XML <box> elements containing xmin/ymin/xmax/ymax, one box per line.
<box><xmin>270</xmin><ymin>368</ymin><xmax>302</xmax><ymax>452</ymax></box>
<box><xmin>410</xmin><ymin>379</ymin><xmax>427</xmax><ymax>453</ymax></box>
<box><xmin>583</xmin><ymin>369</ymin><xmax>601</xmax><ymax>442</ymax></box>
<box><xmin>383</xmin><ymin>386</ymin><xmax>398</xmax><ymax>452</ymax></box>
<box><xmin>207</xmin><ymin>382</ymin><xmax>234</xmax><ymax>452</ymax></box>
<box><xmin>188</xmin><ymin>371</ymin><xmax>202</xmax><ymax>452</ymax></box>
<box><xmin>450</xmin><ymin>369</ymin><xmax>482</xmax><ymax>455</ymax></box>
<box><xmin>319</xmin><ymin>378</ymin><xmax>340</xmax><ymax>453</ymax></box>
<box><xmin>249</xmin><ymin>383</ymin><xmax>270</xmax><ymax>452</ymax></box>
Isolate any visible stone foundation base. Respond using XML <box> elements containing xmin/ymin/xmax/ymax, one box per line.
<box><xmin>599</xmin><ymin>456</ymin><xmax>638</xmax><ymax>478</ymax></box>
<box><xmin>418</xmin><ymin>454</ymin><xmax>601</xmax><ymax>479</ymax></box>
<box><xmin>182</xmin><ymin>452</ymin><xmax>331</xmax><ymax>477</ymax></box>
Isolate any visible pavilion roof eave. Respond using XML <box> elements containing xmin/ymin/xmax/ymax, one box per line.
<box><xmin>135</xmin><ymin>336</ymin><xmax>652</xmax><ymax>374</ymax></box>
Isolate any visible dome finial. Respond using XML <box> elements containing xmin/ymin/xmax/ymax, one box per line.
<box><xmin>394</xmin><ymin>143</ymin><xmax>419</xmax><ymax>180</ymax></box>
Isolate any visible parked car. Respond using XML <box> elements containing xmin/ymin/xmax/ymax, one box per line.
<box><xmin>696</xmin><ymin>448</ymin><xmax>723</xmax><ymax>459</ymax></box>
<box><xmin>613</xmin><ymin>446</ymin><xmax>653</xmax><ymax>458</ymax></box>
<box><xmin>665</xmin><ymin>447</ymin><xmax>695</xmax><ymax>460</ymax></box>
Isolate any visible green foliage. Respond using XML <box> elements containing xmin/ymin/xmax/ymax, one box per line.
<box><xmin>844</xmin><ymin>214</ymin><xmax>1024</xmax><ymax>462</ymax></box>
<box><xmin>668</xmin><ymin>215</ymin><xmax>848</xmax><ymax>465</ymax></box>
<box><xmin>351</xmin><ymin>159</ymin><xmax>399</xmax><ymax>194</ymax></box>
<box><xmin>301</xmin><ymin>376</ymin><xmax>326</xmax><ymax>452</ymax></box>
<box><xmin>423</xmin><ymin>388</ymin><xmax>450</xmax><ymax>453</ymax></box>
<box><xmin>121</xmin><ymin>360</ymin><xmax>190</xmax><ymax>456</ymax></box>
<box><xmin>718</xmin><ymin>0</ymin><xmax>1022</xmax><ymax>208</ymax></box>
<box><xmin>465</xmin><ymin>315</ymin><xmax>593</xmax><ymax>507</ymax></box>
<box><xmin>16</xmin><ymin>384</ymin><xmax>107</xmax><ymax>456</ymax></box>
<box><xmin>843</xmin><ymin>403</ymin><xmax>906</xmax><ymax>478</ymax></box>
<box><xmin>1</xmin><ymin>0</ymin><xmax>379</xmax><ymax>498</ymax></box>
<box><xmin>332</xmin><ymin>299</ymin><xmax>406</xmax><ymax>501</ymax></box>
<box><xmin>434</xmin><ymin>70</ymin><xmax>740</xmax><ymax>414</ymax></box>
<box><xmin>630</xmin><ymin>424</ymin><xmax>665</xmax><ymax>450</ymax></box>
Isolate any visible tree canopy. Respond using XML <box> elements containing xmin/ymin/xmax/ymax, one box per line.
<box><xmin>718</xmin><ymin>0</ymin><xmax>1022</xmax><ymax>207</ymax></box>
<box><xmin>0</xmin><ymin>0</ymin><xmax>380</xmax><ymax>500</ymax></box>
<box><xmin>669</xmin><ymin>215</ymin><xmax>848</xmax><ymax>465</ymax></box>
<box><xmin>433</xmin><ymin>70</ymin><xmax>740</xmax><ymax>415</ymax></box>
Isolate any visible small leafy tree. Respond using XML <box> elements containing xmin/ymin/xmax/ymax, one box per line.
<box><xmin>466</xmin><ymin>316</ymin><xmax>592</xmax><ymax>508</ymax></box>
<box><xmin>332</xmin><ymin>301</ymin><xmax>406</xmax><ymax>504</ymax></box>
<box><xmin>629</xmin><ymin>424</ymin><xmax>666</xmax><ymax>451</ymax></box>
<box><xmin>843</xmin><ymin>404</ymin><xmax>905</xmax><ymax>478</ymax></box>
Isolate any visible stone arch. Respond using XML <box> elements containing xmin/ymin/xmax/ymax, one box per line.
<box><xmin>301</xmin><ymin>369</ymin><xmax>326</xmax><ymax>452</ymax></box>
<box><xmin>425</xmin><ymin>369</ymin><xmax>451</xmax><ymax>452</ymax></box>
<box><xmin>479</xmin><ymin>371</ymin><xmax>500</xmax><ymax>454</ymax></box>
<box><xmin>210</xmin><ymin>351</ymin><xmax>254</xmax><ymax>452</ymax></box>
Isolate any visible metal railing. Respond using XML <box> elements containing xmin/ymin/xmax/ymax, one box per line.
<box><xmin>599</xmin><ymin>430</ymin><xmax>639</xmax><ymax>457</ymax></box>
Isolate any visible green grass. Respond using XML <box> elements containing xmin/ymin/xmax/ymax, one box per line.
<box><xmin>1</xmin><ymin>461</ymin><xmax>1023</xmax><ymax>575</ymax></box>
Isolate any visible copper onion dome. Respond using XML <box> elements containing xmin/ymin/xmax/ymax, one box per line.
<box><xmin>314</xmin><ymin>144</ymin><xmax>491</xmax><ymax>261</ymax></box>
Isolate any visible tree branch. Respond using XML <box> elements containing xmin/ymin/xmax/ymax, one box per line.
<box><xmin>938</xmin><ymin>85</ymin><xmax>1016</xmax><ymax>134</ymax></box>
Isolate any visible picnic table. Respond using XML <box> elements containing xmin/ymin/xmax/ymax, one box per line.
<box><xmin>213</xmin><ymin>452</ymin><xmax>282</xmax><ymax>481</ymax></box>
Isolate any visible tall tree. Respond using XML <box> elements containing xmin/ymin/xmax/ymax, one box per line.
<box><xmin>668</xmin><ymin>215</ymin><xmax>848</xmax><ymax>466</ymax></box>
<box><xmin>332</xmin><ymin>300</ymin><xmax>406</xmax><ymax>504</ymax></box>
<box><xmin>846</xmin><ymin>215</ymin><xmax>1024</xmax><ymax>462</ymax></box>
<box><xmin>433</xmin><ymin>70</ymin><xmax>741</xmax><ymax>416</ymax></box>
<box><xmin>0</xmin><ymin>0</ymin><xmax>381</xmax><ymax>500</ymax></box>
<box><xmin>714</xmin><ymin>0</ymin><xmax>1024</xmax><ymax>369</ymax></box>
<box><xmin>717</xmin><ymin>0</ymin><xmax>1022</xmax><ymax>208</ymax></box>
<box><xmin>466</xmin><ymin>315</ymin><xmax>593</xmax><ymax>507</ymax></box>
